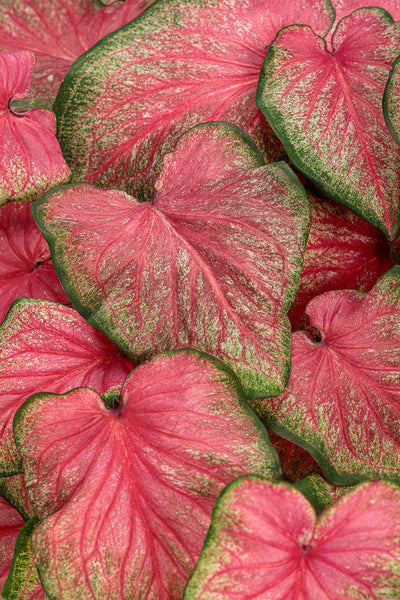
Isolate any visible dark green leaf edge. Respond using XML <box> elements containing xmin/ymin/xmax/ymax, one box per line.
<box><xmin>1</xmin><ymin>515</ymin><xmax>43</xmax><ymax>600</ymax></box>
<box><xmin>247</xmin><ymin>409</ymin><xmax>371</xmax><ymax>486</ymax></box>
<box><xmin>383</xmin><ymin>53</ymin><xmax>400</xmax><ymax>146</ymax></box>
<box><xmin>256</xmin><ymin>8</ymin><xmax>398</xmax><ymax>240</ymax></box>
<box><xmin>293</xmin><ymin>474</ymin><xmax>353</xmax><ymax>515</ymax></box>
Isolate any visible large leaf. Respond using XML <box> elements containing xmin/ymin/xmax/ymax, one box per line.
<box><xmin>13</xmin><ymin>350</ymin><xmax>280</xmax><ymax>600</ymax></box>
<box><xmin>0</xmin><ymin>0</ymin><xmax>152</xmax><ymax>107</ymax></box>
<box><xmin>0</xmin><ymin>298</ymin><xmax>134</xmax><ymax>476</ymax></box>
<box><xmin>288</xmin><ymin>194</ymin><xmax>394</xmax><ymax>329</ymax></box>
<box><xmin>257</xmin><ymin>8</ymin><xmax>400</xmax><ymax>240</ymax></box>
<box><xmin>253</xmin><ymin>267</ymin><xmax>400</xmax><ymax>484</ymax></box>
<box><xmin>2</xmin><ymin>517</ymin><xmax>48</xmax><ymax>600</ymax></box>
<box><xmin>54</xmin><ymin>0</ymin><xmax>334</xmax><ymax>200</ymax></box>
<box><xmin>0</xmin><ymin>51</ymin><xmax>70</xmax><ymax>203</ymax></box>
<box><xmin>183</xmin><ymin>477</ymin><xmax>400</xmax><ymax>599</ymax></box>
<box><xmin>33</xmin><ymin>122</ymin><xmax>311</xmax><ymax>398</ymax></box>
<box><xmin>0</xmin><ymin>202</ymin><xmax>69</xmax><ymax>323</ymax></box>
<box><xmin>0</xmin><ymin>497</ymin><xmax>24</xmax><ymax>590</ymax></box>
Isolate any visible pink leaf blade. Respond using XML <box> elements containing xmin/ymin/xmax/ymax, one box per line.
<box><xmin>54</xmin><ymin>0</ymin><xmax>334</xmax><ymax>199</ymax></box>
<box><xmin>183</xmin><ymin>478</ymin><xmax>400</xmax><ymax>600</ymax></box>
<box><xmin>0</xmin><ymin>51</ymin><xmax>70</xmax><ymax>203</ymax></box>
<box><xmin>288</xmin><ymin>194</ymin><xmax>394</xmax><ymax>329</ymax></box>
<box><xmin>14</xmin><ymin>350</ymin><xmax>280</xmax><ymax>600</ymax></box>
<box><xmin>33</xmin><ymin>123</ymin><xmax>311</xmax><ymax>398</ymax></box>
<box><xmin>256</xmin><ymin>8</ymin><xmax>400</xmax><ymax>239</ymax></box>
<box><xmin>254</xmin><ymin>266</ymin><xmax>400</xmax><ymax>485</ymax></box>
<box><xmin>0</xmin><ymin>202</ymin><xmax>69</xmax><ymax>323</ymax></box>
<box><xmin>0</xmin><ymin>298</ymin><xmax>134</xmax><ymax>476</ymax></box>
<box><xmin>0</xmin><ymin>0</ymin><xmax>153</xmax><ymax>106</ymax></box>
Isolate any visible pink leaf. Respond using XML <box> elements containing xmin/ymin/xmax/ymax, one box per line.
<box><xmin>330</xmin><ymin>1</ymin><xmax>400</xmax><ymax>43</ymax></box>
<box><xmin>0</xmin><ymin>298</ymin><xmax>134</xmax><ymax>476</ymax></box>
<box><xmin>14</xmin><ymin>350</ymin><xmax>280</xmax><ymax>600</ymax></box>
<box><xmin>254</xmin><ymin>267</ymin><xmax>400</xmax><ymax>484</ymax></box>
<box><xmin>0</xmin><ymin>0</ymin><xmax>152</xmax><ymax>106</ymax></box>
<box><xmin>33</xmin><ymin>122</ymin><xmax>311</xmax><ymax>398</ymax></box>
<box><xmin>256</xmin><ymin>8</ymin><xmax>400</xmax><ymax>239</ymax></box>
<box><xmin>288</xmin><ymin>194</ymin><xmax>394</xmax><ymax>329</ymax></box>
<box><xmin>0</xmin><ymin>51</ymin><xmax>70</xmax><ymax>203</ymax></box>
<box><xmin>183</xmin><ymin>477</ymin><xmax>400</xmax><ymax>599</ymax></box>
<box><xmin>0</xmin><ymin>497</ymin><xmax>24</xmax><ymax>589</ymax></box>
<box><xmin>0</xmin><ymin>201</ymin><xmax>69</xmax><ymax>323</ymax></box>
<box><xmin>54</xmin><ymin>0</ymin><xmax>334</xmax><ymax>199</ymax></box>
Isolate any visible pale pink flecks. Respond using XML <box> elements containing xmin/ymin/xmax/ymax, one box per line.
<box><xmin>32</xmin><ymin>123</ymin><xmax>311</xmax><ymax>398</ymax></box>
<box><xmin>14</xmin><ymin>350</ymin><xmax>279</xmax><ymax>600</ymax></box>
<box><xmin>257</xmin><ymin>8</ymin><xmax>400</xmax><ymax>239</ymax></box>
<box><xmin>183</xmin><ymin>477</ymin><xmax>400</xmax><ymax>600</ymax></box>
<box><xmin>54</xmin><ymin>0</ymin><xmax>334</xmax><ymax>198</ymax></box>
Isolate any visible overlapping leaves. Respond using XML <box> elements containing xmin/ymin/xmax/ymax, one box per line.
<box><xmin>184</xmin><ymin>477</ymin><xmax>400</xmax><ymax>599</ymax></box>
<box><xmin>0</xmin><ymin>51</ymin><xmax>70</xmax><ymax>203</ymax></box>
<box><xmin>255</xmin><ymin>267</ymin><xmax>400</xmax><ymax>484</ymax></box>
<box><xmin>0</xmin><ymin>299</ymin><xmax>134</xmax><ymax>475</ymax></box>
<box><xmin>54</xmin><ymin>0</ymin><xmax>334</xmax><ymax>199</ymax></box>
<box><xmin>257</xmin><ymin>7</ymin><xmax>400</xmax><ymax>240</ymax></box>
<box><xmin>14</xmin><ymin>350</ymin><xmax>280</xmax><ymax>600</ymax></box>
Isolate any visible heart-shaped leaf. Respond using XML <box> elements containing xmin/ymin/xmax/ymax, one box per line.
<box><xmin>253</xmin><ymin>266</ymin><xmax>400</xmax><ymax>484</ymax></box>
<box><xmin>54</xmin><ymin>0</ymin><xmax>334</xmax><ymax>199</ymax></box>
<box><xmin>2</xmin><ymin>517</ymin><xmax>48</xmax><ymax>600</ymax></box>
<box><xmin>257</xmin><ymin>8</ymin><xmax>400</xmax><ymax>239</ymax></box>
<box><xmin>288</xmin><ymin>194</ymin><xmax>394</xmax><ymax>329</ymax></box>
<box><xmin>0</xmin><ymin>0</ymin><xmax>152</xmax><ymax>107</ymax></box>
<box><xmin>0</xmin><ymin>201</ymin><xmax>69</xmax><ymax>323</ymax></box>
<box><xmin>183</xmin><ymin>477</ymin><xmax>400</xmax><ymax>599</ymax></box>
<box><xmin>0</xmin><ymin>497</ymin><xmax>25</xmax><ymax>589</ymax></box>
<box><xmin>33</xmin><ymin>122</ymin><xmax>311</xmax><ymax>398</ymax></box>
<box><xmin>0</xmin><ymin>298</ymin><xmax>134</xmax><ymax>476</ymax></box>
<box><xmin>14</xmin><ymin>349</ymin><xmax>280</xmax><ymax>600</ymax></box>
<box><xmin>0</xmin><ymin>51</ymin><xmax>70</xmax><ymax>203</ymax></box>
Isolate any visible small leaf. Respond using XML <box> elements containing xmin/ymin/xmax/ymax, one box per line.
<box><xmin>183</xmin><ymin>477</ymin><xmax>400</xmax><ymax>599</ymax></box>
<box><xmin>0</xmin><ymin>51</ymin><xmax>70</xmax><ymax>203</ymax></box>
<box><xmin>289</xmin><ymin>194</ymin><xmax>394</xmax><ymax>329</ymax></box>
<box><xmin>54</xmin><ymin>0</ymin><xmax>334</xmax><ymax>199</ymax></box>
<box><xmin>14</xmin><ymin>350</ymin><xmax>280</xmax><ymax>600</ymax></box>
<box><xmin>0</xmin><ymin>497</ymin><xmax>24</xmax><ymax>590</ymax></box>
<box><xmin>33</xmin><ymin>122</ymin><xmax>311</xmax><ymax>398</ymax></box>
<box><xmin>2</xmin><ymin>517</ymin><xmax>48</xmax><ymax>600</ymax></box>
<box><xmin>0</xmin><ymin>298</ymin><xmax>134</xmax><ymax>476</ymax></box>
<box><xmin>254</xmin><ymin>266</ymin><xmax>400</xmax><ymax>484</ymax></box>
<box><xmin>0</xmin><ymin>202</ymin><xmax>69</xmax><ymax>323</ymax></box>
<box><xmin>257</xmin><ymin>8</ymin><xmax>400</xmax><ymax>239</ymax></box>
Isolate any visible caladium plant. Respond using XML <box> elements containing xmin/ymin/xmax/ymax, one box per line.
<box><xmin>2</xmin><ymin>0</ymin><xmax>400</xmax><ymax>598</ymax></box>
